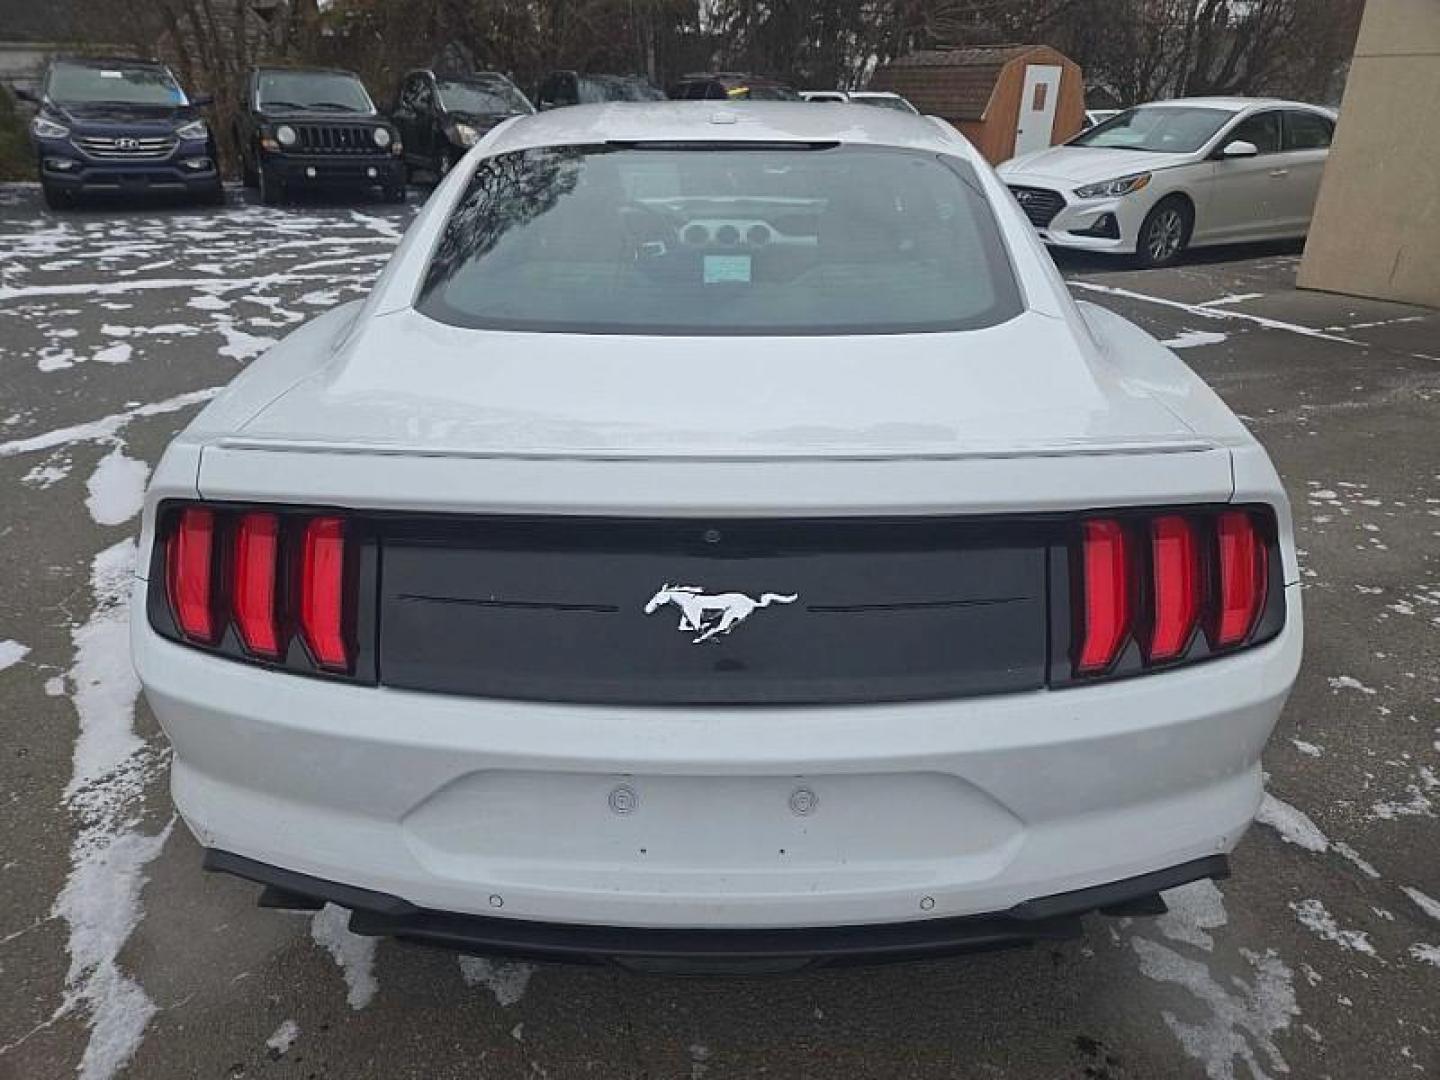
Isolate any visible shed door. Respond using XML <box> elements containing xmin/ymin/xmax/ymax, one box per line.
<box><xmin>1015</xmin><ymin>64</ymin><xmax>1062</xmax><ymax>156</ymax></box>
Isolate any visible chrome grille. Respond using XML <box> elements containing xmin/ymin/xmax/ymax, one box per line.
<box><xmin>72</xmin><ymin>134</ymin><xmax>177</xmax><ymax>159</ymax></box>
<box><xmin>295</xmin><ymin>124</ymin><xmax>377</xmax><ymax>154</ymax></box>
<box><xmin>1007</xmin><ymin>185</ymin><xmax>1065</xmax><ymax>229</ymax></box>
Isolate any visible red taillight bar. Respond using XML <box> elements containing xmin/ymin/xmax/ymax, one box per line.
<box><xmin>1077</xmin><ymin>518</ymin><xmax>1131</xmax><ymax>674</ymax></box>
<box><xmin>1214</xmin><ymin>510</ymin><xmax>1267</xmax><ymax>648</ymax></box>
<box><xmin>1074</xmin><ymin>508</ymin><xmax>1274</xmax><ymax>679</ymax></box>
<box><xmin>165</xmin><ymin>507</ymin><xmax>217</xmax><ymax>643</ymax></box>
<box><xmin>1149</xmin><ymin>515</ymin><xmax>1200</xmax><ymax>662</ymax></box>
<box><xmin>300</xmin><ymin>517</ymin><xmax>349</xmax><ymax>671</ymax></box>
<box><xmin>232</xmin><ymin>513</ymin><xmax>282</xmax><ymax>658</ymax></box>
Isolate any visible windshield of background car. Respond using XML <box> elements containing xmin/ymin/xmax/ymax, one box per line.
<box><xmin>1071</xmin><ymin>106</ymin><xmax>1233</xmax><ymax>153</ymax></box>
<box><xmin>257</xmin><ymin>71</ymin><xmax>373</xmax><ymax>112</ymax></box>
<box><xmin>579</xmin><ymin>77</ymin><xmax>666</xmax><ymax>103</ymax></box>
<box><xmin>853</xmin><ymin>96</ymin><xmax>916</xmax><ymax>114</ymax></box>
<box><xmin>417</xmin><ymin>144</ymin><xmax>1023</xmax><ymax>335</ymax></box>
<box><xmin>733</xmin><ymin>85</ymin><xmax>801</xmax><ymax>101</ymax></box>
<box><xmin>438</xmin><ymin>78</ymin><xmax>532</xmax><ymax>114</ymax></box>
<box><xmin>46</xmin><ymin>62</ymin><xmax>186</xmax><ymax>106</ymax></box>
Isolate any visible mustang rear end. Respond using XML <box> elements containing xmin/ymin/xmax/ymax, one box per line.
<box><xmin>133</xmin><ymin>102</ymin><xmax>1301</xmax><ymax>971</ymax></box>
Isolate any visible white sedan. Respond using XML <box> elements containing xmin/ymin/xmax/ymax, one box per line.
<box><xmin>999</xmin><ymin>97</ymin><xmax>1337</xmax><ymax>266</ymax></box>
<box><xmin>134</xmin><ymin>102</ymin><xmax>1300</xmax><ymax>971</ymax></box>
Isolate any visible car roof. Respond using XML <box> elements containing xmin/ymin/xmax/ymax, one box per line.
<box><xmin>255</xmin><ymin>65</ymin><xmax>362</xmax><ymax>77</ymax></box>
<box><xmin>484</xmin><ymin>101</ymin><xmax>970</xmax><ymax>159</ymax></box>
<box><xmin>53</xmin><ymin>55</ymin><xmax>166</xmax><ymax>69</ymax></box>
<box><xmin>1138</xmin><ymin>96</ymin><xmax>1322</xmax><ymax>113</ymax></box>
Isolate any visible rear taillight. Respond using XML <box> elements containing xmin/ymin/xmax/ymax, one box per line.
<box><xmin>1214</xmin><ymin>510</ymin><xmax>1268</xmax><ymax>648</ymax></box>
<box><xmin>232</xmin><ymin>513</ymin><xmax>282</xmax><ymax>658</ymax></box>
<box><xmin>156</xmin><ymin>503</ymin><xmax>362</xmax><ymax>679</ymax></box>
<box><xmin>166</xmin><ymin>507</ymin><xmax>217</xmax><ymax>644</ymax></box>
<box><xmin>1071</xmin><ymin>507</ymin><xmax>1277</xmax><ymax>681</ymax></box>
<box><xmin>1149</xmin><ymin>515</ymin><xmax>1200</xmax><ymax>661</ymax></box>
<box><xmin>1077</xmin><ymin>519</ymin><xmax>1130</xmax><ymax>674</ymax></box>
<box><xmin>300</xmin><ymin>517</ymin><xmax>349</xmax><ymax>671</ymax></box>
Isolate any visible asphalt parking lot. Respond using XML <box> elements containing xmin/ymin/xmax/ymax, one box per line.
<box><xmin>1</xmin><ymin>184</ymin><xmax>1437</xmax><ymax>1080</ymax></box>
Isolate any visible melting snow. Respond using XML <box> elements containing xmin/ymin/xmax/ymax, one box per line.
<box><xmin>1132</xmin><ymin>939</ymin><xmax>1298</xmax><ymax>1080</ymax></box>
<box><xmin>1328</xmin><ymin>675</ymin><xmax>1377</xmax><ymax>695</ymax></box>
<box><xmin>0</xmin><ymin>387</ymin><xmax>220</xmax><ymax>460</ymax></box>
<box><xmin>0</xmin><ymin>639</ymin><xmax>29</xmax><ymax>673</ymax></box>
<box><xmin>1255</xmin><ymin>793</ymin><xmax>1329</xmax><ymax>852</ymax></box>
<box><xmin>458</xmin><ymin>955</ymin><xmax>534</xmax><ymax>1007</ymax></box>
<box><xmin>310</xmin><ymin>904</ymin><xmax>378</xmax><ymax>1010</ymax></box>
<box><xmin>1289</xmin><ymin>899</ymin><xmax>1376</xmax><ymax>955</ymax></box>
<box><xmin>265</xmin><ymin>1019</ymin><xmax>299</xmax><ymax>1058</ymax></box>
<box><xmin>1156</xmin><ymin>880</ymin><xmax>1229</xmax><ymax>952</ymax></box>
<box><xmin>92</xmin><ymin>343</ymin><xmax>132</xmax><ymax>365</ymax></box>
<box><xmin>52</xmin><ymin>540</ymin><xmax>172</xmax><ymax>1080</ymax></box>
<box><xmin>1410</xmin><ymin>944</ymin><xmax>1440</xmax><ymax>967</ymax></box>
<box><xmin>84</xmin><ymin>446</ymin><xmax>150</xmax><ymax>527</ymax></box>
<box><xmin>1402</xmin><ymin>887</ymin><xmax>1440</xmax><ymax>922</ymax></box>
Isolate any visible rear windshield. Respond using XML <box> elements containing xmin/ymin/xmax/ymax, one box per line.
<box><xmin>417</xmin><ymin>144</ymin><xmax>1022</xmax><ymax>335</ymax></box>
<box><xmin>47</xmin><ymin>61</ymin><xmax>185</xmax><ymax>106</ymax></box>
<box><xmin>1070</xmin><ymin>106</ymin><xmax>1233</xmax><ymax>153</ymax></box>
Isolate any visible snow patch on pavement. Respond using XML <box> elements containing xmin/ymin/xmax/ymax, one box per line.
<box><xmin>52</xmin><ymin>540</ymin><xmax>172</xmax><ymax>1080</ymax></box>
<box><xmin>1402</xmin><ymin>886</ymin><xmax>1440</xmax><ymax>922</ymax></box>
<box><xmin>1289</xmin><ymin>899</ymin><xmax>1376</xmax><ymax>956</ymax></box>
<box><xmin>310</xmin><ymin>904</ymin><xmax>378</xmax><ymax>1010</ymax></box>
<box><xmin>1132</xmin><ymin>939</ymin><xmax>1298</xmax><ymax>1080</ymax></box>
<box><xmin>0</xmin><ymin>387</ymin><xmax>220</xmax><ymax>459</ymax></box>
<box><xmin>1156</xmin><ymin>880</ymin><xmax>1228</xmax><ymax>952</ymax></box>
<box><xmin>265</xmin><ymin>1019</ymin><xmax>300</xmax><ymax>1058</ymax></box>
<box><xmin>1409</xmin><ymin>944</ymin><xmax>1440</xmax><ymax>967</ymax></box>
<box><xmin>0</xmin><ymin>639</ymin><xmax>29</xmax><ymax>673</ymax></box>
<box><xmin>1255</xmin><ymin>793</ymin><xmax>1329</xmax><ymax>852</ymax></box>
<box><xmin>458</xmin><ymin>956</ymin><xmax>534</xmax><ymax>1007</ymax></box>
<box><xmin>84</xmin><ymin>446</ymin><xmax>150</xmax><ymax>526</ymax></box>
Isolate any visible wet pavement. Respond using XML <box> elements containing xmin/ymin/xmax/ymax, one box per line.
<box><xmin>1</xmin><ymin>184</ymin><xmax>1437</xmax><ymax>1080</ymax></box>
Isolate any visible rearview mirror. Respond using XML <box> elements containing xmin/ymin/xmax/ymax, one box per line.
<box><xmin>1220</xmin><ymin>139</ymin><xmax>1259</xmax><ymax>159</ymax></box>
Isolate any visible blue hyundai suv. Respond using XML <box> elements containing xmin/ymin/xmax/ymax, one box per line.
<box><xmin>18</xmin><ymin>56</ymin><xmax>222</xmax><ymax>209</ymax></box>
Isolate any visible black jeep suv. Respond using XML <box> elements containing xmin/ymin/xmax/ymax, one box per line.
<box><xmin>535</xmin><ymin>72</ymin><xmax>666</xmax><ymax>109</ymax></box>
<box><xmin>18</xmin><ymin>56</ymin><xmax>220</xmax><ymax>209</ymax></box>
<box><xmin>390</xmin><ymin>70</ymin><xmax>532</xmax><ymax>180</ymax></box>
<box><xmin>234</xmin><ymin>66</ymin><xmax>404</xmax><ymax>204</ymax></box>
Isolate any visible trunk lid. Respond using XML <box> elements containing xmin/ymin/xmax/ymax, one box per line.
<box><xmin>231</xmin><ymin>308</ymin><xmax>1202</xmax><ymax>461</ymax></box>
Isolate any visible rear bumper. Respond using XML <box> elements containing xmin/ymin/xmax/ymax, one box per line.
<box><xmin>135</xmin><ymin>582</ymin><xmax>1301</xmax><ymax>930</ymax></box>
<box><xmin>206</xmin><ymin>847</ymin><xmax>1228</xmax><ymax>971</ymax></box>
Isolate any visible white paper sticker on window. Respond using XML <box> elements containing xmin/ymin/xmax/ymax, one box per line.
<box><xmin>703</xmin><ymin>254</ymin><xmax>751</xmax><ymax>284</ymax></box>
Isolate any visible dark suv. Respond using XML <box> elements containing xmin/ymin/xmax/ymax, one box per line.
<box><xmin>535</xmin><ymin>72</ymin><xmax>666</xmax><ymax>109</ymax></box>
<box><xmin>234</xmin><ymin>66</ymin><xmax>404</xmax><ymax>204</ymax></box>
<box><xmin>17</xmin><ymin>56</ymin><xmax>220</xmax><ymax>209</ymax></box>
<box><xmin>666</xmin><ymin>73</ymin><xmax>800</xmax><ymax>101</ymax></box>
<box><xmin>390</xmin><ymin>70</ymin><xmax>533</xmax><ymax>180</ymax></box>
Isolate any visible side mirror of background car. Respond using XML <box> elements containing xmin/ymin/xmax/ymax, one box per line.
<box><xmin>191</xmin><ymin>93</ymin><xmax>214</xmax><ymax>107</ymax></box>
<box><xmin>13</xmin><ymin>86</ymin><xmax>38</xmax><ymax>103</ymax></box>
<box><xmin>1220</xmin><ymin>139</ymin><xmax>1259</xmax><ymax>159</ymax></box>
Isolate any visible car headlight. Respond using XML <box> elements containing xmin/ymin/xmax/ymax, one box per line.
<box><xmin>176</xmin><ymin>119</ymin><xmax>208</xmax><ymax>140</ymax></box>
<box><xmin>31</xmin><ymin>116</ymin><xmax>69</xmax><ymax>139</ymax></box>
<box><xmin>373</xmin><ymin>126</ymin><xmax>392</xmax><ymax>148</ymax></box>
<box><xmin>1074</xmin><ymin>172</ymin><xmax>1151</xmax><ymax>199</ymax></box>
<box><xmin>275</xmin><ymin>124</ymin><xmax>298</xmax><ymax>147</ymax></box>
<box><xmin>448</xmin><ymin>122</ymin><xmax>480</xmax><ymax>147</ymax></box>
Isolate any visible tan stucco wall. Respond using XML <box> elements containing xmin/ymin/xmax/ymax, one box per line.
<box><xmin>1297</xmin><ymin>0</ymin><xmax>1440</xmax><ymax>307</ymax></box>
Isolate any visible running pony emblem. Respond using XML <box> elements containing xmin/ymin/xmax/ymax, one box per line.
<box><xmin>643</xmin><ymin>584</ymin><xmax>798</xmax><ymax>644</ymax></box>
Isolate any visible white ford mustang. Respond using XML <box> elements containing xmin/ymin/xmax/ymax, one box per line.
<box><xmin>133</xmin><ymin>102</ymin><xmax>1301</xmax><ymax>971</ymax></box>
<box><xmin>999</xmin><ymin>97</ymin><xmax>1337</xmax><ymax>267</ymax></box>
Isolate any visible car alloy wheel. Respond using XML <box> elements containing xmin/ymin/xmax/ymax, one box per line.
<box><xmin>1145</xmin><ymin>206</ymin><xmax>1186</xmax><ymax>265</ymax></box>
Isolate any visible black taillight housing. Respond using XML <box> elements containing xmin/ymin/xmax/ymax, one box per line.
<box><xmin>1051</xmin><ymin>504</ymin><xmax>1284</xmax><ymax>686</ymax></box>
<box><xmin>148</xmin><ymin>501</ymin><xmax>377</xmax><ymax>683</ymax></box>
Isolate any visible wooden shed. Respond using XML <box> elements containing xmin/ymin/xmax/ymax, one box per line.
<box><xmin>870</xmin><ymin>44</ymin><xmax>1085</xmax><ymax>164</ymax></box>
